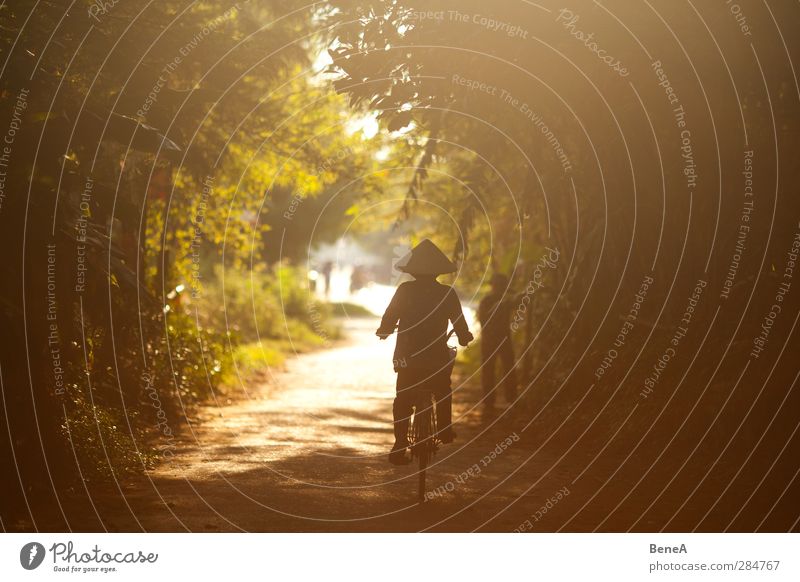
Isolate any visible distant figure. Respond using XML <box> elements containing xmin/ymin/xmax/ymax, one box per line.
<box><xmin>377</xmin><ymin>239</ymin><xmax>473</xmax><ymax>465</ymax></box>
<box><xmin>350</xmin><ymin>264</ymin><xmax>367</xmax><ymax>294</ymax></box>
<box><xmin>477</xmin><ymin>274</ymin><xmax>518</xmax><ymax>409</ymax></box>
<box><xmin>321</xmin><ymin>261</ymin><xmax>333</xmax><ymax>296</ymax></box>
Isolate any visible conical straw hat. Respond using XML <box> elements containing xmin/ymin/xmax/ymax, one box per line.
<box><xmin>396</xmin><ymin>239</ymin><xmax>457</xmax><ymax>275</ymax></box>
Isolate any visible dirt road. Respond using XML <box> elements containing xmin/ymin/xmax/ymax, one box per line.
<box><xmin>45</xmin><ymin>315</ymin><xmax>789</xmax><ymax>533</ymax></box>
<box><xmin>62</xmin><ymin>318</ymin><xmax>586</xmax><ymax>532</ymax></box>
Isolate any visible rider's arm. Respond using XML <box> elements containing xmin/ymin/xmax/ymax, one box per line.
<box><xmin>447</xmin><ymin>288</ymin><xmax>474</xmax><ymax>347</ymax></box>
<box><xmin>376</xmin><ymin>284</ymin><xmax>404</xmax><ymax>339</ymax></box>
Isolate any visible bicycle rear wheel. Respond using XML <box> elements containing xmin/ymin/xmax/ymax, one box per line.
<box><xmin>411</xmin><ymin>392</ymin><xmax>437</xmax><ymax>504</ymax></box>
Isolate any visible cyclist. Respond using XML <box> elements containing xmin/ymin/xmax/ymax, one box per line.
<box><xmin>376</xmin><ymin>239</ymin><xmax>473</xmax><ymax>465</ymax></box>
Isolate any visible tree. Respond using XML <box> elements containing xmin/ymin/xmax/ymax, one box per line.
<box><xmin>0</xmin><ymin>0</ymin><xmax>383</xmax><ymax>528</ymax></box>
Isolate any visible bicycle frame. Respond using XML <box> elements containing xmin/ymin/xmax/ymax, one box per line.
<box><xmin>407</xmin><ymin>327</ymin><xmax>458</xmax><ymax>504</ymax></box>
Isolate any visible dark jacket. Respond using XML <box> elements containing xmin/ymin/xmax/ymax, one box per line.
<box><xmin>478</xmin><ymin>291</ymin><xmax>517</xmax><ymax>345</ymax></box>
<box><xmin>377</xmin><ymin>279</ymin><xmax>472</xmax><ymax>372</ymax></box>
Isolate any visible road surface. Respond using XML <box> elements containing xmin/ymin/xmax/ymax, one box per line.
<box><xmin>64</xmin><ymin>318</ymin><xmax>588</xmax><ymax>532</ymax></box>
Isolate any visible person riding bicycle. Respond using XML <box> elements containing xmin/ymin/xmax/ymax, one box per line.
<box><xmin>376</xmin><ymin>239</ymin><xmax>473</xmax><ymax>465</ymax></box>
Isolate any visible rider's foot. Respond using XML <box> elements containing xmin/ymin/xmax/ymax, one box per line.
<box><xmin>388</xmin><ymin>442</ymin><xmax>411</xmax><ymax>465</ymax></box>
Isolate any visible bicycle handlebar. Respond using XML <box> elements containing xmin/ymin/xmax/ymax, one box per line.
<box><xmin>388</xmin><ymin>326</ymin><xmax>457</xmax><ymax>340</ymax></box>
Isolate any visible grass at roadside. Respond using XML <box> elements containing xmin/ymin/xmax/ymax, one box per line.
<box><xmin>330</xmin><ymin>302</ymin><xmax>376</xmax><ymax>317</ymax></box>
<box><xmin>220</xmin><ymin>317</ymin><xmax>342</xmax><ymax>390</ymax></box>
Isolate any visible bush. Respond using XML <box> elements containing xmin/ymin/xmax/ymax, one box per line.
<box><xmin>197</xmin><ymin>263</ymin><xmax>340</xmax><ymax>346</ymax></box>
<box><xmin>56</xmin><ymin>263</ymin><xmax>340</xmax><ymax>487</ymax></box>
<box><xmin>61</xmin><ymin>395</ymin><xmax>156</xmax><ymax>482</ymax></box>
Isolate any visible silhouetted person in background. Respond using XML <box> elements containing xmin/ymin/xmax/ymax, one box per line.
<box><xmin>478</xmin><ymin>274</ymin><xmax>518</xmax><ymax>410</ymax></box>
<box><xmin>321</xmin><ymin>261</ymin><xmax>333</xmax><ymax>296</ymax></box>
<box><xmin>350</xmin><ymin>264</ymin><xmax>366</xmax><ymax>294</ymax></box>
<box><xmin>377</xmin><ymin>239</ymin><xmax>473</xmax><ymax>465</ymax></box>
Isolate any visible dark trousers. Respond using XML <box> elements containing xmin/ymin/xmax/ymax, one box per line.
<box><xmin>393</xmin><ymin>366</ymin><xmax>452</xmax><ymax>446</ymax></box>
<box><xmin>481</xmin><ymin>336</ymin><xmax>517</xmax><ymax>406</ymax></box>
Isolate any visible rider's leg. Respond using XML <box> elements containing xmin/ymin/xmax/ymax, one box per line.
<box><xmin>392</xmin><ymin>394</ymin><xmax>412</xmax><ymax>447</ymax></box>
<box><xmin>433</xmin><ymin>368</ymin><xmax>454</xmax><ymax>442</ymax></box>
<box><xmin>392</xmin><ymin>371</ymin><xmax>414</xmax><ymax>447</ymax></box>
<box><xmin>389</xmin><ymin>400</ymin><xmax>413</xmax><ymax>464</ymax></box>
<box><xmin>389</xmin><ymin>372</ymin><xmax>415</xmax><ymax>464</ymax></box>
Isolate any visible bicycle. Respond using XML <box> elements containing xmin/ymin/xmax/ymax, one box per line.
<box><xmin>407</xmin><ymin>329</ymin><xmax>458</xmax><ymax>504</ymax></box>
<box><xmin>408</xmin><ymin>386</ymin><xmax>438</xmax><ymax>504</ymax></box>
